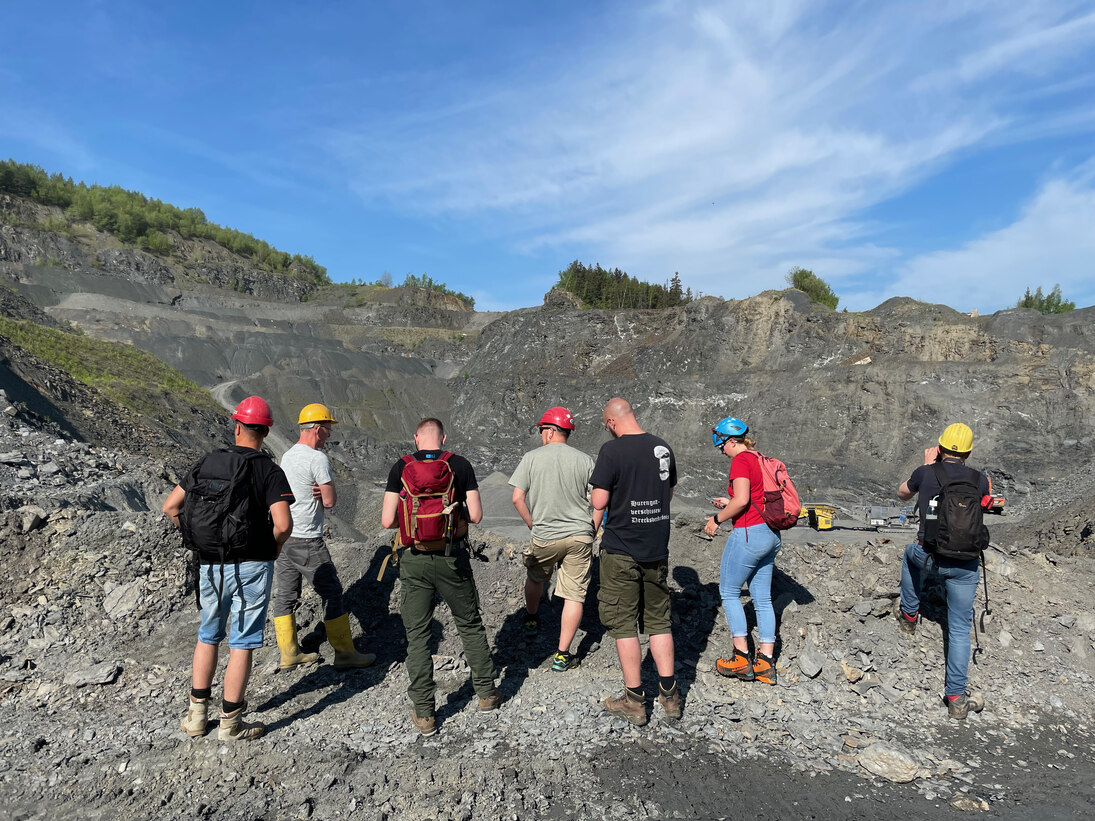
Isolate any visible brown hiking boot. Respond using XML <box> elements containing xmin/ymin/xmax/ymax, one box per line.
<box><xmin>895</xmin><ymin>603</ymin><xmax>918</xmax><ymax>636</ymax></box>
<box><xmin>605</xmin><ymin>691</ymin><xmax>648</xmax><ymax>726</ymax></box>
<box><xmin>716</xmin><ymin>649</ymin><xmax>754</xmax><ymax>681</ymax></box>
<box><xmin>477</xmin><ymin>688</ymin><xmax>502</xmax><ymax>712</ymax></box>
<box><xmin>945</xmin><ymin>690</ymin><xmax>985</xmax><ymax>720</ymax></box>
<box><xmin>411</xmin><ymin>709</ymin><xmax>437</xmax><ymax>737</ymax></box>
<box><xmin>658</xmin><ymin>684</ymin><xmax>682</xmax><ymax>720</ymax></box>
<box><xmin>218</xmin><ymin>705</ymin><xmax>264</xmax><ymax>741</ymax></box>
<box><xmin>752</xmin><ymin>653</ymin><xmax>777</xmax><ymax>686</ymax></box>
<box><xmin>180</xmin><ymin>696</ymin><xmax>208</xmax><ymax>738</ymax></box>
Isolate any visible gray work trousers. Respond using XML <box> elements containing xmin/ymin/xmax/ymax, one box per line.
<box><xmin>272</xmin><ymin>536</ymin><xmax>345</xmax><ymax>621</ymax></box>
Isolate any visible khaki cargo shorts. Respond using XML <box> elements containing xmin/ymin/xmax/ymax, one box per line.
<box><xmin>598</xmin><ymin>550</ymin><xmax>671</xmax><ymax>639</ymax></box>
<box><xmin>522</xmin><ymin>535</ymin><xmax>593</xmax><ymax>603</ymax></box>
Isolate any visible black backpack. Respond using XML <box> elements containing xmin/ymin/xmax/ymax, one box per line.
<box><xmin>924</xmin><ymin>462</ymin><xmax>990</xmax><ymax>561</ymax></box>
<box><xmin>180</xmin><ymin>449</ymin><xmax>268</xmax><ymax>563</ymax></box>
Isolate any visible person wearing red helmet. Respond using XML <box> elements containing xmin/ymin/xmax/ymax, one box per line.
<box><xmin>230</xmin><ymin>396</ymin><xmax>274</xmax><ymax>427</ymax></box>
<box><xmin>163</xmin><ymin>396</ymin><xmax>294</xmax><ymax>741</ymax></box>
<box><xmin>509</xmin><ymin>406</ymin><xmax>597</xmax><ymax>672</ymax></box>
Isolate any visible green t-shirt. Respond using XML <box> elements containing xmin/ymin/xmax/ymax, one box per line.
<box><xmin>509</xmin><ymin>443</ymin><xmax>596</xmax><ymax>542</ymax></box>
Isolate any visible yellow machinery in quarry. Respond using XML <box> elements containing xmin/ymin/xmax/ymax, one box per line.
<box><xmin>799</xmin><ymin>504</ymin><xmax>836</xmax><ymax>531</ymax></box>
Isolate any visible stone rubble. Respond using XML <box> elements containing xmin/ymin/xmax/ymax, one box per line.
<box><xmin>0</xmin><ymin>390</ymin><xmax>1093</xmax><ymax>819</ymax></box>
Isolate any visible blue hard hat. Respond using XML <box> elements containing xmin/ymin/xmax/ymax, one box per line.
<box><xmin>711</xmin><ymin>416</ymin><xmax>748</xmax><ymax>448</ymax></box>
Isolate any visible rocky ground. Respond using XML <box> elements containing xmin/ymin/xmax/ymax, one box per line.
<box><xmin>2</xmin><ymin>389</ymin><xmax>1095</xmax><ymax>820</ymax></box>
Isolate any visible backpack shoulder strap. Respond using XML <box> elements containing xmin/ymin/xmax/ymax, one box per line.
<box><xmin>234</xmin><ymin>450</ymin><xmax>266</xmax><ymax>515</ymax></box>
<box><xmin>439</xmin><ymin>451</ymin><xmax>454</xmax><ymax>463</ymax></box>
<box><xmin>401</xmin><ymin>454</ymin><xmax>416</xmax><ymax>466</ymax></box>
<box><xmin>746</xmin><ymin>452</ymin><xmax>766</xmax><ymax>517</ymax></box>
<box><xmin>931</xmin><ymin>461</ymin><xmax>951</xmax><ymax>490</ymax></box>
<box><xmin>186</xmin><ymin>453</ymin><xmax>208</xmax><ymax>481</ymax></box>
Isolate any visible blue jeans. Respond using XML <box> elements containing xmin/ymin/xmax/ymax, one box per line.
<box><xmin>197</xmin><ymin>560</ymin><xmax>274</xmax><ymax>650</ymax></box>
<box><xmin>899</xmin><ymin>543</ymin><xmax>979</xmax><ymax>696</ymax></box>
<box><xmin>719</xmin><ymin>524</ymin><xmax>781</xmax><ymax>644</ymax></box>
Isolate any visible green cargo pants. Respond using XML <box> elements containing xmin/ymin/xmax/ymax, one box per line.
<box><xmin>399</xmin><ymin>543</ymin><xmax>498</xmax><ymax>715</ymax></box>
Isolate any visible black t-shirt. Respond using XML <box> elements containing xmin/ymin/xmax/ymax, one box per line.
<box><xmin>907</xmin><ymin>458</ymin><xmax>990</xmax><ymax>542</ymax></box>
<box><xmin>386</xmin><ymin>449</ymin><xmax>479</xmax><ymax>523</ymax></box>
<box><xmin>590</xmin><ymin>433</ymin><xmax>676</xmax><ymax>562</ymax></box>
<box><xmin>182</xmin><ymin>445</ymin><xmax>294</xmax><ymax>564</ymax></box>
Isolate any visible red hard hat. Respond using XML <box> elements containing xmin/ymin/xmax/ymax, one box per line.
<box><xmin>231</xmin><ymin>396</ymin><xmax>274</xmax><ymax>427</ymax></box>
<box><xmin>538</xmin><ymin>406</ymin><xmax>575</xmax><ymax>431</ymax></box>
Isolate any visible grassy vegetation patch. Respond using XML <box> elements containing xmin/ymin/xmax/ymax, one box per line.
<box><xmin>0</xmin><ymin>317</ymin><xmax>221</xmax><ymax>417</ymax></box>
<box><xmin>1</xmin><ymin>160</ymin><xmax>328</xmax><ymax>284</ymax></box>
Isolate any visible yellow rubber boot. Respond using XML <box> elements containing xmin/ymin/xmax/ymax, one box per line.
<box><xmin>274</xmin><ymin>614</ymin><xmax>320</xmax><ymax>670</ymax></box>
<box><xmin>325</xmin><ymin>613</ymin><xmax>376</xmax><ymax>669</ymax></box>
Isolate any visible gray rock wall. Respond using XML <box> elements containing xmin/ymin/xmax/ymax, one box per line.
<box><xmin>3</xmin><ymin>200</ymin><xmax>1094</xmax><ymax>546</ymax></box>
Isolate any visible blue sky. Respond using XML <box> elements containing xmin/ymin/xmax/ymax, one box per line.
<box><xmin>2</xmin><ymin>1</ymin><xmax>1093</xmax><ymax>312</ymax></box>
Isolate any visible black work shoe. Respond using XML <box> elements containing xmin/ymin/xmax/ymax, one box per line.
<box><xmin>945</xmin><ymin>690</ymin><xmax>985</xmax><ymax>720</ymax></box>
<box><xmin>524</xmin><ymin>615</ymin><xmax>540</xmax><ymax>638</ymax></box>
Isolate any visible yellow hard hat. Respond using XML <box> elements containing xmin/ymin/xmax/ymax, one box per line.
<box><xmin>938</xmin><ymin>423</ymin><xmax>973</xmax><ymax>453</ymax></box>
<box><xmin>298</xmin><ymin>403</ymin><xmax>338</xmax><ymax>425</ymax></box>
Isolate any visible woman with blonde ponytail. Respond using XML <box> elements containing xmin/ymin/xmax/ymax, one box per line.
<box><xmin>703</xmin><ymin>416</ymin><xmax>781</xmax><ymax>685</ymax></box>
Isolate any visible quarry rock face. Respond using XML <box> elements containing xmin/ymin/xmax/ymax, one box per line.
<box><xmin>4</xmin><ymin>196</ymin><xmax>1095</xmax><ymax>545</ymax></box>
<box><xmin>1</xmin><ymin>193</ymin><xmax>1095</xmax><ymax>817</ymax></box>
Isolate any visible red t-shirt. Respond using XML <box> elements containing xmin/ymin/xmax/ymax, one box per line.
<box><xmin>728</xmin><ymin>450</ymin><xmax>765</xmax><ymax>527</ymax></box>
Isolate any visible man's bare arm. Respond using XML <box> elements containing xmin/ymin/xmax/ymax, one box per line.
<box><xmin>270</xmin><ymin>501</ymin><xmax>293</xmax><ymax>558</ymax></box>
<box><xmin>163</xmin><ymin>485</ymin><xmax>185</xmax><ymax>527</ymax></box>
<box><xmin>381</xmin><ymin>491</ymin><xmax>400</xmax><ymax>529</ymax></box>
<box><xmin>465</xmin><ymin>490</ymin><xmax>483</xmax><ymax>524</ymax></box>
<box><xmin>512</xmin><ymin>486</ymin><xmax>533</xmax><ymax>530</ymax></box>
<box><xmin>317</xmin><ymin>482</ymin><xmax>337</xmax><ymax>509</ymax></box>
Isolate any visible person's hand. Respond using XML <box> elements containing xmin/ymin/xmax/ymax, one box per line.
<box><xmin>923</xmin><ymin>446</ymin><xmax>940</xmax><ymax>465</ymax></box>
<box><xmin>311</xmin><ymin>482</ymin><xmax>322</xmax><ymax>499</ymax></box>
<box><xmin>704</xmin><ymin>516</ymin><xmax>720</xmax><ymax>537</ymax></box>
<box><xmin>711</xmin><ymin>496</ymin><xmax>730</xmax><ymax>509</ymax></box>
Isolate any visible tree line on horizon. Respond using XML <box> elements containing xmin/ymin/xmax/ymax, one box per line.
<box><xmin>554</xmin><ymin>261</ymin><xmax>696</xmax><ymax>309</ymax></box>
<box><xmin>1016</xmin><ymin>284</ymin><xmax>1075</xmax><ymax>314</ymax></box>
<box><xmin>0</xmin><ymin>160</ymin><xmax>328</xmax><ymax>285</ymax></box>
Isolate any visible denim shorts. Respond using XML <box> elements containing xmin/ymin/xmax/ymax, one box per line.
<box><xmin>197</xmin><ymin>560</ymin><xmax>274</xmax><ymax>650</ymax></box>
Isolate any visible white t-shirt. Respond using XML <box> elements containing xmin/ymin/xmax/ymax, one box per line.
<box><xmin>280</xmin><ymin>443</ymin><xmax>334</xmax><ymax>539</ymax></box>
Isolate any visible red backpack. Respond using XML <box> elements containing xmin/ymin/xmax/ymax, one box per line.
<box><xmin>749</xmin><ymin>452</ymin><xmax>801</xmax><ymax>531</ymax></box>
<box><xmin>397</xmin><ymin>452</ymin><xmax>462</xmax><ymax>550</ymax></box>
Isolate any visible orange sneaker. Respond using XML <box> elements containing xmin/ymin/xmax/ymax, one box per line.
<box><xmin>716</xmin><ymin>649</ymin><xmax>754</xmax><ymax>681</ymax></box>
<box><xmin>752</xmin><ymin>653</ymin><xmax>777</xmax><ymax>686</ymax></box>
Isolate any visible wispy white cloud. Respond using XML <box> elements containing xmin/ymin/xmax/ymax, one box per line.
<box><xmin>854</xmin><ymin>174</ymin><xmax>1095</xmax><ymax>313</ymax></box>
<box><xmin>326</xmin><ymin>0</ymin><xmax>1095</xmax><ymax>307</ymax></box>
<box><xmin>949</xmin><ymin>10</ymin><xmax>1095</xmax><ymax>86</ymax></box>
